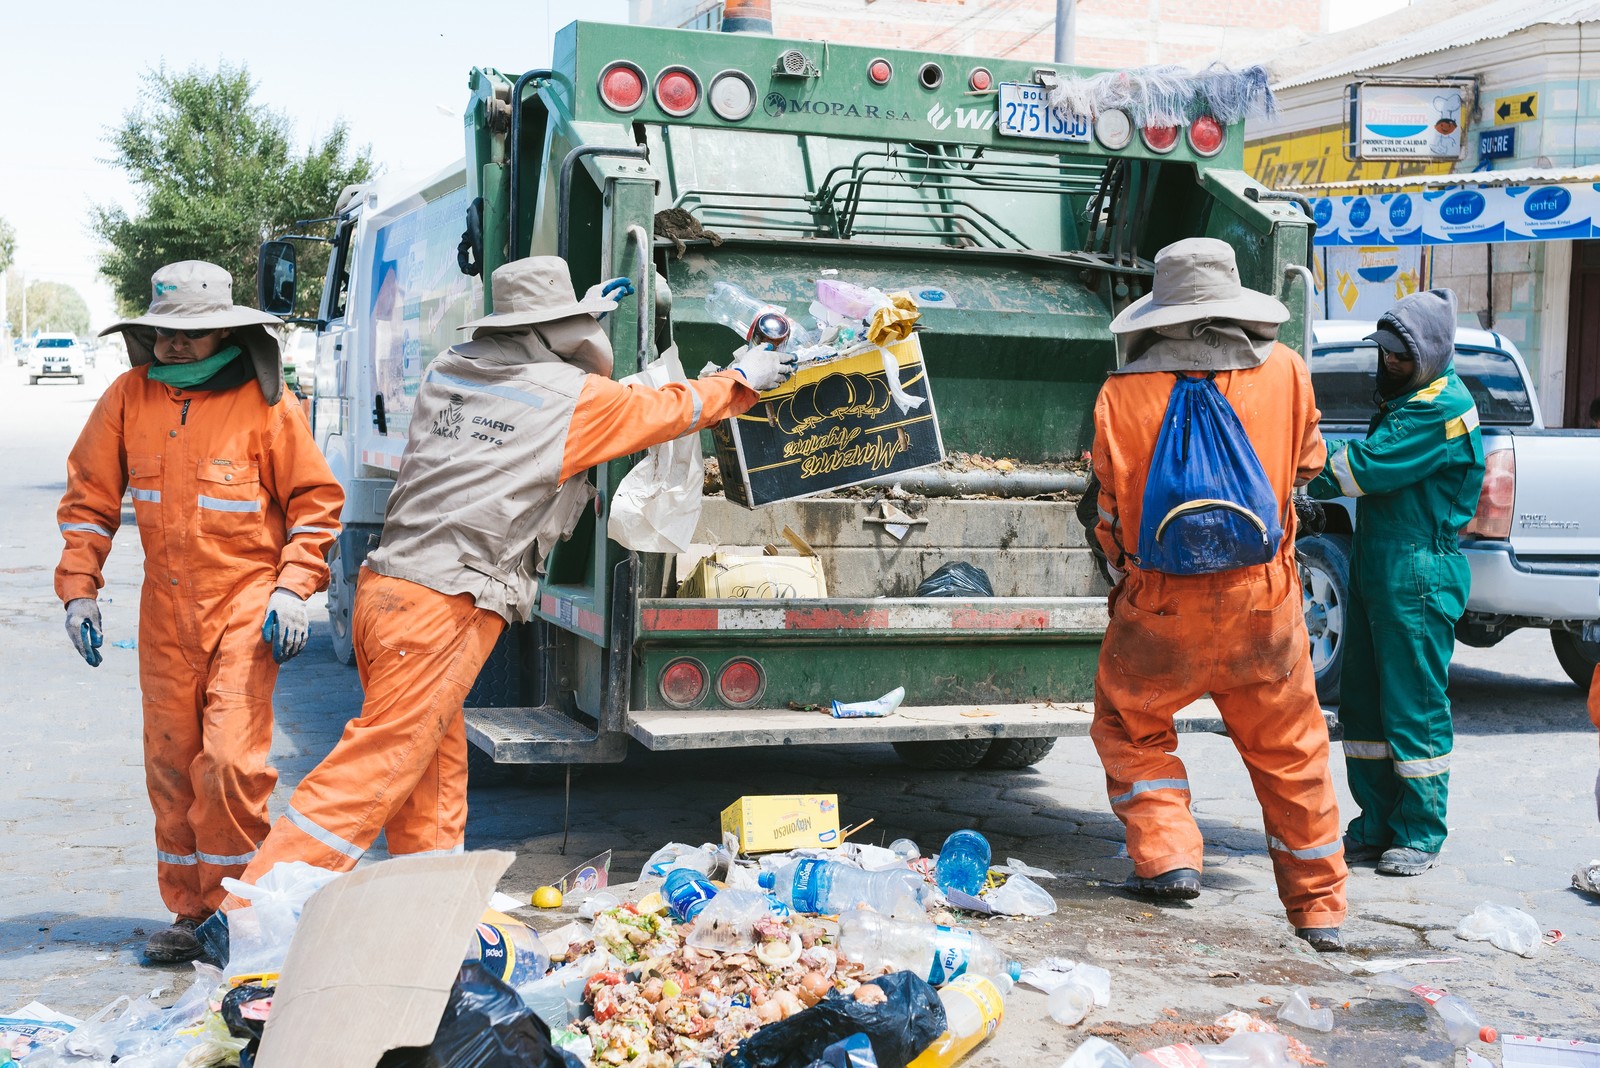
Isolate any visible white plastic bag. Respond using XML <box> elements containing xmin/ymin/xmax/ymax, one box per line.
<box><xmin>608</xmin><ymin>345</ymin><xmax>704</xmax><ymax>554</ymax></box>
<box><xmin>219</xmin><ymin>860</ymin><xmax>343</xmax><ymax>977</ymax></box>
<box><xmin>984</xmin><ymin>871</ymin><xmax>1058</xmax><ymax>916</ymax></box>
<box><xmin>1455</xmin><ymin>901</ymin><xmax>1541</xmax><ymax>957</ymax></box>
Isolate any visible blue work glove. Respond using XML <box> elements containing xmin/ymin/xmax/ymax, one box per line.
<box><xmin>600</xmin><ymin>276</ymin><xmax>635</xmax><ymax>300</ymax></box>
<box><xmin>65</xmin><ymin>598</ymin><xmax>103</xmax><ymax>668</ymax></box>
<box><xmin>260</xmin><ymin>587</ymin><xmax>310</xmax><ymax>664</ymax></box>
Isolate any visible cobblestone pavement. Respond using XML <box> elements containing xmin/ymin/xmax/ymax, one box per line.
<box><xmin>3</xmin><ymin>363</ymin><xmax>1596</xmax><ymax>1065</ymax></box>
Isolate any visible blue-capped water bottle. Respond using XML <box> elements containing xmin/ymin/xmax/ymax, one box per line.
<box><xmin>934</xmin><ymin>830</ymin><xmax>991</xmax><ymax>897</ymax></box>
<box><xmin>663</xmin><ymin>867</ymin><xmax>718</xmax><ymax>922</ymax></box>
<box><xmin>759</xmin><ymin>858</ymin><xmax>925</xmax><ymax>915</ymax></box>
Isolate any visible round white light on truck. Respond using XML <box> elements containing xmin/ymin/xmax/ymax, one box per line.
<box><xmin>599</xmin><ymin>61</ymin><xmax>647</xmax><ymax>113</ymax></box>
<box><xmin>709</xmin><ymin>70</ymin><xmax>757</xmax><ymax>121</ymax></box>
<box><xmin>1094</xmin><ymin>108</ymin><xmax>1133</xmax><ymax>150</ymax></box>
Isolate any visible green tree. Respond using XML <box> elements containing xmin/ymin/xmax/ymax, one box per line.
<box><xmin>92</xmin><ymin>64</ymin><xmax>373</xmax><ymax>318</ymax></box>
<box><xmin>6</xmin><ymin>281</ymin><xmax>91</xmax><ymax>338</ymax></box>
<box><xmin>0</xmin><ymin>216</ymin><xmax>15</xmax><ymax>275</ymax></box>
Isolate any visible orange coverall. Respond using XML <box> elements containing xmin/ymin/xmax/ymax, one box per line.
<box><xmin>56</xmin><ymin>368</ymin><xmax>343</xmax><ymax>919</ymax></box>
<box><xmin>1090</xmin><ymin>343</ymin><xmax>1348</xmax><ymax>930</ymax></box>
<box><xmin>226</xmin><ymin>371</ymin><xmax>758</xmax><ymax>898</ymax></box>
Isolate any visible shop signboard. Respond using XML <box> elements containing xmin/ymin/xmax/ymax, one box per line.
<box><xmin>1311</xmin><ymin>183</ymin><xmax>1600</xmax><ymax>247</ymax></box>
<box><xmin>1345</xmin><ymin>79</ymin><xmax>1472</xmax><ymax>161</ymax></box>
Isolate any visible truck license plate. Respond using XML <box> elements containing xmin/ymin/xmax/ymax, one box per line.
<box><xmin>998</xmin><ymin>82</ymin><xmax>1090</xmax><ymax>143</ymax></box>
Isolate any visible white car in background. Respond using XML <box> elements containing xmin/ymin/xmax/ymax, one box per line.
<box><xmin>26</xmin><ymin>334</ymin><xmax>86</xmax><ymax>385</ymax></box>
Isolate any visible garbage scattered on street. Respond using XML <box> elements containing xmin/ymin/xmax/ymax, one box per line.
<box><xmin>1571</xmin><ymin>859</ymin><xmax>1600</xmax><ymax>897</ymax></box>
<box><xmin>1455</xmin><ymin>902</ymin><xmax>1542</xmax><ymax>957</ymax></box>
<box><xmin>1061</xmin><ymin>1036</ymin><xmax>1135</xmax><ymax>1067</ymax></box>
<box><xmin>0</xmin><ymin>1008</ymin><xmax>77</xmax><ymax>1060</ymax></box>
<box><xmin>1131</xmin><ymin>1030</ymin><xmax>1295</xmax><ymax>1066</ymax></box>
<box><xmin>906</xmin><ymin>973</ymin><xmax>1007</xmax><ymax>1067</ymax></box>
<box><xmin>933</xmin><ymin>831</ymin><xmax>990</xmax><ymax>898</ymax></box>
<box><xmin>1274</xmin><ymin>989</ymin><xmax>1331</xmax><ymax>1033</ymax></box>
<box><xmin>1336</xmin><ymin>955</ymin><xmax>1462</xmax><ymax>976</ymax></box>
<box><xmin>722</xmin><ymin>795</ymin><xmax>842</xmax><ymax>854</ymax></box>
<box><xmin>1501</xmin><ymin>1033</ymin><xmax>1600</xmax><ymax>1067</ymax></box>
<box><xmin>1372</xmin><ymin>972</ymin><xmax>1497</xmax><ymax>1047</ymax></box>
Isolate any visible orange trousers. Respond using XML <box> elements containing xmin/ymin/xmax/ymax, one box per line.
<box><xmin>1091</xmin><ymin>564</ymin><xmax>1348</xmax><ymax>929</ymax></box>
<box><xmin>226</xmin><ymin>570</ymin><xmax>503</xmax><ymax>903</ymax></box>
<box><xmin>140</xmin><ymin>581</ymin><xmax>279</xmax><ymax>920</ymax></box>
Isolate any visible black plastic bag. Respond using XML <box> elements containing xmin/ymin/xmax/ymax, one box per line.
<box><xmin>916</xmin><ymin>562</ymin><xmax>994</xmax><ymax>598</ymax></box>
<box><xmin>724</xmin><ymin>971</ymin><xmax>946</xmax><ymax>1068</ymax></box>
<box><xmin>377</xmin><ymin>962</ymin><xmax>580</xmax><ymax>1068</ymax></box>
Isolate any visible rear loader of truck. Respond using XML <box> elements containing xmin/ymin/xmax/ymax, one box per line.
<box><xmin>281</xmin><ymin>22</ymin><xmax>1315</xmax><ymax>771</ymax></box>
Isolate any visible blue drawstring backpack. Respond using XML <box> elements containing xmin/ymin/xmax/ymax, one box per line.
<box><xmin>1136</xmin><ymin>373</ymin><xmax>1283</xmax><ymax>575</ymax></box>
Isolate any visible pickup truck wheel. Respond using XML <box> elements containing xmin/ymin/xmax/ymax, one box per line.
<box><xmin>1297</xmin><ymin>533</ymin><xmax>1351</xmax><ymax>705</ymax></box>
<box><xmin>327</xmin><ymin>565</ymin><xmax>356</xmax><ymax>666</ymax></box>
<box><xmin>979</xmin><ymin>737</ymin><xmax>1057</xmax><ymax>769</ymax></box>
<box><xmin>1550</xmin><ymin>629</ymin><xmax>1600</xmax><ymax>690</ymax></box>
<box><xmin>892</xmin><ymin>739</ymin><xmax>994</xmax><ymax>770</ymax></box>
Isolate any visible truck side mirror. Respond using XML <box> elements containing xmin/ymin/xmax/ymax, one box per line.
<box><xmin>259</xmin><ymin>240</ymin><xmax>298</xmax><ymax>317</ymax></box>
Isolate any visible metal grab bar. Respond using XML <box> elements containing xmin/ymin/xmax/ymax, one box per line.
<box><xmin>557</xmin><ymin>144</ymin><xmax>649</xmax><ymax>261</ymax></box>
<box><xmin>625</xmin><ymin>224</ymin><xmax>651</xmax><ymax>364</ymax></box>
<box><xmin>1284</xmin><ymin>265</ymin><xmax>1317</xmax><ymax>357</ymax></box>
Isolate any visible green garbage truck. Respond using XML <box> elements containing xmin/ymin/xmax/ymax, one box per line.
<box><xmin>261</xmin><ymin>21</ymin><xmax>1315</xmax><ymax>772</ymax></box>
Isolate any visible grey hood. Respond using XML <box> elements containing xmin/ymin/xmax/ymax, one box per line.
<box><xmin>1371</xmin><ymin>288</ymin><xmax>1457</xmax><ymax>397</ymax></box>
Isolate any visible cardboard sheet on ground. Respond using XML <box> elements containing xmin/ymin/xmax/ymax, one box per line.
<box><xmin>255</xmin><ymin>850</ymin><xmax>513</xmax><ymax>1068</ymax></box>
<box><xmin>1501</xmin><ymin>1034</ymin><xmax>1600</xmax><ymax>1067</ymax></box>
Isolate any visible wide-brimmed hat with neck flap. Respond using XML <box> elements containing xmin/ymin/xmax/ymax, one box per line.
<box><xmin>99</xmin><ymin>260</ymin><xmax>286</xmax><ymax>405</ymax></box>
<box><xmin>458</xmin><ymin>256</ymin><xmax>619</xmax><ymax>333</ymax></box>
<box><xmin>1109</xmin><ymin>237</ymin><xmax>1289</xmax><ymax>334</ymax></box>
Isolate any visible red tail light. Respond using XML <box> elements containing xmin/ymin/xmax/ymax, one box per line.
<box><xmin>716</xmin><ymin>658</ymin><xmax>766</xmax><ymax>708</ymax></box>
<box><xmin>659</xmin><ymin>657</ymin><xmax>709</xmax><ymax>708</ymax></box>
<box><xmin>868</xmin><ymin>59</ymin><xmax>894</xmax><ymax>85</ymax></box>
<box><xmin>655</xmin><ymin>66</ymin><xmax>702</xmax><ymax>117</ymax></box>
<box><xmin>968</xmin><ymin>68</ymin><xmax>993</xmax><ymax>92</ymax></box>
<box><xmin>1465</xmin><ymin>448</ymin><xmax>1514</xmax><ymax>539</ymax></box>
<box><xmin>1188</xmin><ymin>114</ymin><xmax>1226</xmax><ymax>156</ymax></box>
<box><xmin>599</xmin><ymin>62</ymin><xmax>646</xmax><ymax>113</ymax></box>
<box><xmin>1142</xmin><ymin>124</ymin><xmax>1181</xmax><ymax>154</ymax></box>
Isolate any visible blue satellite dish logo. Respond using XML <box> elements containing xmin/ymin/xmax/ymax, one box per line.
<box><xmin>1348</xmin><ymin>198</ymin><xmax>1372</xmax><ymax>228</ymax></box>
<box><xmin>1524</xmin><ymin>187</ymin><xmax>1571</xmax><ymax>220</ymax></box>
<box><xmin>1440</xmin><ymin>191</ymin><xmax>1485</xmax><ymax>224</ymax></box>
<box><xmin>1388</xmin><ymin>195</ymin><xmax>1413</xmax><ymax>228</ymax></box>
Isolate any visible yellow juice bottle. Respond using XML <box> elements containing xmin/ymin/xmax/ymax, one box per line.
<box><xmin>907</xmin><ymin>973</ymin><xmax>1007</xmax><ymax>1068</ymax></box>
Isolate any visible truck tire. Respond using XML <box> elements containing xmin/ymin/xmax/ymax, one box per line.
<box><xmin>892</xmin><ymin>739</ymin><xmax>993</xmax><ymax>770</ymax></box>
<box><xmin>1550</xmin><ymin>629</ymin><xmax>1600</xmax><ymax>690</ymax></box>
<box><xmin>1297</xmin><ymin>533</ymin><xmax>1351</xmax><ymax>705</ymax></box>
<box><xmin>978</xmin><ymin>737</ymin><xmax>1057</xmax><ymax>769</ymax></box>
<box><xmin>326</xmin><ymin>563</ymin><xmax>356</xmax><ymax>666</ymax></box>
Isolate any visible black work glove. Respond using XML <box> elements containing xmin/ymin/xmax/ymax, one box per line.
<box><xmin>1293</xmin><ymin>493</ymin><xmax>1326</xmax><ymax>538</ymax></box>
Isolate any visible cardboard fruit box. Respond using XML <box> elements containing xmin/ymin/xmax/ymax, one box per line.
<box><xmin>710</xmin><ymin>334</ymin><xmax>945</xmax><ymax>508</ymax></box>
<box><xmin>721</xmin><ymin>793</ymin><xmax>841</xmax><ymax>853</ymax></box>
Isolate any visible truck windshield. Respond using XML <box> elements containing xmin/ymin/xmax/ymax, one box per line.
<box><xmin>35</xmin><ymin>338</ymin><xmax>75</xmax><ymax>348</ymax></box>
<box><xmin>1311</xmin><ymin>343</ymin><xmax>1535</xmax><ymax>427</ymax></box>
<box><xmin>649</xmin><ymin>125</ymin><xmax>1111</xmax><ymax>253</ymax></box>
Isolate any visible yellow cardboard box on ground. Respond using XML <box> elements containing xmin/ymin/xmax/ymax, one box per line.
<box><xmin>721</xmin><ymin>794</ymin><xmax>841</xmax><ymax>853</ymax></box>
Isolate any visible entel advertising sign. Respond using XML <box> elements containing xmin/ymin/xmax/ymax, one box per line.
<box><xmin>1347</xmin><ymin>81</ymin><xmax>1471</xmax><ymax>161</ymax></box>
<box><xmin>1311</xmin><ymin>183</ymin><xmax>1600</xmax><ymax>246</ymax></box>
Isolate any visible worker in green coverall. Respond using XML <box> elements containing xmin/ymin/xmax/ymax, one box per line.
<box><xmin>1307</xmin><ymin>288</ymin><xmax>1485</xmax><ymax>877</ymax></box>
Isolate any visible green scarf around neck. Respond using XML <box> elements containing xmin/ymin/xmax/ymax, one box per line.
<box><xmin>148</xmin><ymin>345</ymin><xmax>244</xmax><ymax>389</ymax></box>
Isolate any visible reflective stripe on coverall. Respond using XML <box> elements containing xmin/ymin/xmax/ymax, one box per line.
<box><xmin>1307</xmin><ymin>372</ymin><xmax>1484</xmax><ymax>855</ymax></box>
<box><xmin>224</xmin><ymin>368</ymin><xmax>760</xmax><ymax>901</ymax></box>
<box><xmin>55</xmin><ymin>367</ymin><xmax>343</xmax><ymax>919</ymax></box>
<box><xmin>1091</xmin><ymin>343</ymin><xmax>1347</xmax><ymax>929</ymax></box>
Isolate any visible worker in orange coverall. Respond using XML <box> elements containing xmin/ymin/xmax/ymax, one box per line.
<box><xmin>1088</xmin><ymin>238</ymin><xmax>1348</xmax><ymax>952</ymax></box>
<box><xmin>55</xmin><ymin>261</ymin><xmax>343</xmax><ymax>963</ymax></box>
<box><xmin>204</xmin><ymin>256</ymin><xmax>794</xmax><ymax>941</ymax></box>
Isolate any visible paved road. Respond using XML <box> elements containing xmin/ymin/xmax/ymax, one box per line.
<box><xmin>2</xmin><ymin>361</ymin><xmax>1597</xmax><ymax>1065</ymax></box>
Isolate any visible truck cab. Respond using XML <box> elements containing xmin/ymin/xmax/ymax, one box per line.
<box><xmin>268</xmin><ymin>22</ymin><xmax>1315</xmax><ymax>771</ymax></box>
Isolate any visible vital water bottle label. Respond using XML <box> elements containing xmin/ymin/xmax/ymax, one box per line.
<box><xmin>790</xmin><ymin>858</ymin><xmax>835</xmax><ymax>914</ymax></box>
<box><xmin>927</xmin><ymin>925</ymin><xmax>975</xmax><ymax>985</ymax></box>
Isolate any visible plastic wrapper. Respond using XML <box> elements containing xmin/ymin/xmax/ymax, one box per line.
<box><xmin>983</xmin><ymin>872</ymin><xmax>1056</xmax><ymax>916</ymax></box>
<box><xmin>723</xmin><ymin>972</ymin><xmax>947</xmax><ymax>1068</ymax></box>
<box><xmin>608</xmin><ymin>346</ymin><xmax>704</xmax><ymax>554</ymax></box>
<box><xmin>686</xmin><ymin>889</ymin><xmax>771</xmax><ymax>953</ymax></box>
<box><xmin>1276</xmin><ymin>988</ymin><xmax>1332</xmax><ymax>1032</ymax></box>
<box><xmin>1061</xmin><ymin>1037</ymin><xmax>1134</xmax><ymax>1067</ymax></box>
<box><xmin>831</xmin><ymin>687</ymin><xmax>905</xmax><ymax>719</ymax></box>
<box><xmin>915</xmin><ymin>563</ymin><xmax>994</xmax><ymax>599</ymax></box>
<box><xmin>376</xmin><ymin>962</ymin><xmax>578</xmax><ymax>1068</ymax></box>
<box><xmin>639</xmin><ymin>842</ymin><xmax>717</xmax><ymax>880</ymax></box>
<box><xmin>220</xmin><ymin>861</ymin><xmax>343</xmax><ymax>978</ymax></box>
<box><xmin>1456</xmin><ymin>901</ymin><xmax>1542</xmax><ymax>957</ymax></box>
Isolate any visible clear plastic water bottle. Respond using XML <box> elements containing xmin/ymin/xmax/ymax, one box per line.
<box><xmin>906</xmin><ymin>972</ymin><xmax>1008</xmax><ymax>1067</ymax></box>
<box><xmin>1374</xmin><ymin>972</ymin><xmax>1497</xmax><ymax>1046</ymax></box>
<box><xmin>1061</xmin><ymin>1038</ymin><xmax>1135</xmax><ymax>1067</ymax></box>
<box><xmin>662</xmin><ymin>867</ymin><xmax>718</xmax><ymax>922</ymax></box>
<box><xmin>890</xmin><ymin>838</ymin><xmax>921</xmax><ymax>861</ymax></box>
<box><xmin>705</xmin><ymin>281</ymin><xmax>786</xmax><ymax>342</ymax></box>
<box><xmin>759</xmin><ymin>858</ymin><xmax>926</xmax><ymax>915</ymax></box>
<box><xmin>934</xmin><ymin>830</ymin><xmax>992</xmax><ymax>896</ymax></box>
<box><xmin>837</xmin><ymin>911</ymin><xmax>1020</xmax><ymax>987</ymax></box>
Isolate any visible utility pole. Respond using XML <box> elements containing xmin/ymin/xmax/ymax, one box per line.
<box><xmin>1054</xmin><ymin>0</ymin><xmax>1077</xmax><ymax>64</ymax></box>
<box><xmin>18</xmin><ymin>268</ymin><xmax>26</xmax><ymax>343</ymax></box>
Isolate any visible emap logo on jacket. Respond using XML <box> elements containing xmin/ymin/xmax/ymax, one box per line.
<box><xmin>431</xmin><ymin>394</ymin><xmax>465</xmax><ymax>440</ymax></box>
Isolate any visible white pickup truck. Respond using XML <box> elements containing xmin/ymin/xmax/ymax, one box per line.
<box><xmin>1301</xmin><ymin>320</ymin><xmax>1600</xmax><ymax>700</ymax></box>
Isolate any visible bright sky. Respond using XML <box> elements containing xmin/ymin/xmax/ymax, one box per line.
<box><xmin>0</xmin><ymin>0</ymin><xmax>626</xmax><ymax>331</ymax></box>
